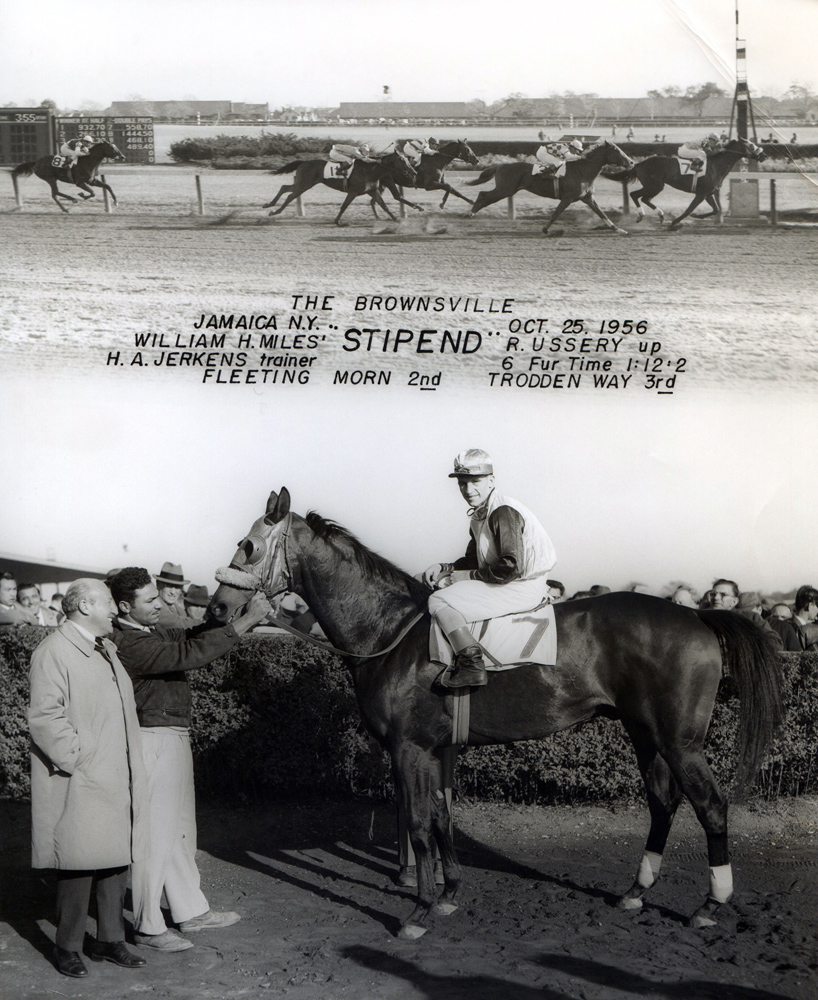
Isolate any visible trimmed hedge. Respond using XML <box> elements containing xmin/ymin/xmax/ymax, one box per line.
<box><xmin>2</xmin><ymin>628</ymin><xmax>815</xmax><ymax>805</ymax></box>
<box><xmin>167</xmin><ymin>133</ymin><xmax>818</xmax><ymax>168</ymax></box>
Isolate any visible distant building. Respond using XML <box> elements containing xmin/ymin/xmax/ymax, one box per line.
<box><xmin>102</xmin><ymin>101</ymin><xmax>269</xmax><ymax>120</ymax></box>
<box><xmin>336</xmin><ymin>102</ymin><xmax>478</xmax><ymax>121</ymax></box>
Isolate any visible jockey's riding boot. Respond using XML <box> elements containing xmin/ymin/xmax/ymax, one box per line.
<box><xmin>442</xmin><ymin>645</ymin><xmax>487</xmax><ymax>688</ymax></box>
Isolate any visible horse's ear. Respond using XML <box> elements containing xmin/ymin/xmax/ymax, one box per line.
<box><xmin>265</xmin><ymin>487</ymin><xmax>291</xmax><ymax>524</ymax></box>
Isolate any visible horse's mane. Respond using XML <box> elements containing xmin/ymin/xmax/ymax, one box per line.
<box><xmin>304</xmin><ymin>511</ymin><xmax>431</xmax><ymax>602</ymax></box>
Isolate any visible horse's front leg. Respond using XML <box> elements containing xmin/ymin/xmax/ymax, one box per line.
<box><xmin>669</xmin><ymin>192</ymin><xmax>708</xmax><ymax>229</ymax></box>
<box><xmin>430</xmin><ymin>746</ymin><xmax>461</xmax><ymax>915</ymax></box>
<box><xmin>392</xmin><ymin>742</ymin><xmax>437</xmax><ymax>939</ymax></box>
<box><xmin>334</xmin><ymin>191</ymin><xmax>359</xmax><ymax>226</ymax></box>
<box><xmin>429</xmin><ymin>181</ymin><xmax>474</xmax><ymax>208</ymax></box>
<box><xmin>580</xmin><ymin>192</ymin><xmax>628</xmax><ymax>234</ymax></box>
<box><xmin>88</xmin><ymin>178</ymin><xmax>118</xmax><ymax>206</ymax></box>
<box><xmin>370</xmin><ymin>188</ymin><xmax>397</xmax><ymax>221</ymax></box>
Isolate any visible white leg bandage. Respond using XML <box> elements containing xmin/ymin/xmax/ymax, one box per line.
<box><xmin>709</xmin><ymin>864</ymin><xmax>733</xmax><ymax>904</ymax></box>
<box><xmin>636</xmin><ymin>851</ymin><xmax>663</xmax><ymax>888</ymax></box>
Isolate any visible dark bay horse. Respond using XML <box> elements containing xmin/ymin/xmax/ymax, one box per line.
<box><xmin>389</xmin><ymin>139</ymin><xmax>480</xmax><ymax>209</ymax></box>
<box><xmin>611</xmin><ymin>137</ymin><xmax>766</xmax><ymax>228</ymax></box>
<box><xmin>262</xmin><ymin>152</ymin><xmax>417</xmax><ymax>223</ymax></box>
<box><xmin>466</xmin><ymin>140</ymin><xmax>634</xmax><ymax>235</ymax></box>
<box><xmin>209</xmin><ymin>489</ymin><xmax>782</xmax><ymax>940</ymax></box>
<box><xmin>11</xmin><ymin>140</ymin><xmax>124</xmax><ymax>213</ymax></box>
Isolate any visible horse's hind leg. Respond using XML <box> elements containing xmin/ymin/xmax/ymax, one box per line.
<box><xmin>50</xmin><ymin>182</ymin><xmax>76</xmax><ymax>213</ymax></box>
<box><xmin>618</xmin><ymin>728</ymin><xmax>682</xmax><ymax>912</ymax></box>
<box><xmin>263</xmin><ymin>184</ymin><xmax>298</xmax><ymax>214</ymax></box>
<box><xmin>660</xmin><ymin>745</ymin><xmax>731</xmax><ymax>927</ymax></box>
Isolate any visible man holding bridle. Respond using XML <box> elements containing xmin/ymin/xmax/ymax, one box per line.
<box><xmin>423</xmin><ymin>449</ymin><xmax>557</xmax><ymax>689</ymax></box>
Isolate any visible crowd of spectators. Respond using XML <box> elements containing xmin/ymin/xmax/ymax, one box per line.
<box><xmin>545</xmin><ymin>577</ymin><xmax>818</xmax><ymax>651</ymax></box>
<box><xmin>3</xmin><ymin>564</ymin><xmax>818</xmax><ymax>652</ymax></box>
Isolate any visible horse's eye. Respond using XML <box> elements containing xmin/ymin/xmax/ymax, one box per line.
<box><xmin>242</xmin><ymin>535</ymin><xmax>266</xmax><ymax>565</ymax></box>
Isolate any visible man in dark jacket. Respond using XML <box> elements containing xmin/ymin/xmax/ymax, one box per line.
<box><xmin>109</xmin><ymin>568</ymin><xmax>271</xmax><ymax>953</ymax></box>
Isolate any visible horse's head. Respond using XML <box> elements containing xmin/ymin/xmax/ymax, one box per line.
<box><xmin>453</xmin><ymin>139</ymin><xmax>478</xmax><ymax>166</ymax></box>
<box><xmin>386</xmin><ymin>151</ymin><xmax>418</xmax><ymax>185</ymax></box>
<box><xmin>600</xmin><ymin>140</ymin><xmax>634</xmax><ymax>170</ymax></box>
<box><xmin>95</xmin><ymin>141</ymin><xmax>125</xmax><ymax>162</ymax></box>
<box><xmin>209</xmin><ymin>488</ymin><xmax>292</xmax><ymax>623</ymax></box>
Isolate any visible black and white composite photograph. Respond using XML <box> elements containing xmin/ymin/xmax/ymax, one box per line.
<box><xmin>1</xmin><ymin>1</ymin><xmax>817</xmax><ymax>998</ymax></box>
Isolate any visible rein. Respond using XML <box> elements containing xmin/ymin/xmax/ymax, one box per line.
<box><xmin>225</xmin><ymin>513</ymin><xmax>425</xmax><ymax>661</ymax></box>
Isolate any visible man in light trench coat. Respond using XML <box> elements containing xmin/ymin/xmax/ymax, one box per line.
<box><xmin>29</xmin><ymin>578</ymin><xmax>150</xmax><ymax>978</ymax></box>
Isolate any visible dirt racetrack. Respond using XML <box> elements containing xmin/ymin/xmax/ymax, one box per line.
<box><xmin>2</xmin><ymin>167</ymin><xmax>818</xmax><ymax>391</ymax></box>
<box><xmin>1</xmin><ymin>796</ymin><xmax>816</xmax><ymax>1000</ymax></box>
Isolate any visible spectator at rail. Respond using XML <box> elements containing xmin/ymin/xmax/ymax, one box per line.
<box><xmin>18</xmin><ymin>583</ymin><xmax>60</xmax><ymax>627</ymax></box>
<box><xmin>669</xmin><ymin>583</ymin><xmax>699</xmax><ymax>608</ymax></box>
<box><xmin>28</xmin><ymin>578</ymin><xmax>149</xmax><ymax>978</ymax></box>
<box><xmin>182</xmin><ymin>584</ymin><xmax>210</xmax><ymax>624</ymax></box>
<box><xmin>735</xmin><ymin>591</ymin><xmax>784</xmax><ymax>650</ymax></box>
<box><xmin>791</xmin><ymin>133</ymin><xmax>798</xmax><ymax>144</ymax></box>
<box><xmin>791</xmin><ymin>585</ymin><xmax>818</xmax><ymax>649</ymax></box>
<box><xmin>699</xmin><ymin>578</ymin><xmax>739</xmax><ymax>610</ymax></box>
<box><xmin>155</xmin><ymin>563</ymin><xmax>194</xmax><ymax>627</ymax></box>
<box><xmin>546</xmin><ymin>579</ymin><xmax>565</xmax><ymax>603</ymax></box>
<box><xmin>0</xmin><ymin>572</ymin><xmax>39</xmax><ymax>628</ymax></box>
<box><xmin>589</xmin><ymin>585</ymin><xmax>611</xmax><ymax>597</ymax></box>
<box><xmin>626</xmin><ymin>126</ymin><xmax>635</xmax><ymax>140</ymax></box>
<box><xmin>49</xmin><ymin>592</ymin><xmax>66</xmax><ymax>623</ymax></box>
<box><xmin>766</xmin><ymin>602</ymin><xmax>803</xmax><ymax>651</ymax></box>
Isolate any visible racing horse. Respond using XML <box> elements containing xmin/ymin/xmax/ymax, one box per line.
<box><xmin>388</xmin><ymin>139</ymin><xmax>480</xmax><ymax>209</ymax></box>
<box><xmin>262</xmin><ymin>151</ymin><xmax>417</xmax><ymax>223</ymax></box>
<box><xmin>610</xmin><ymin>137</ymin><xmax>766</xmax><ymax>227</ymax></box>
<box><xmin>209</xmin><ymin>489</ymin><xmax>782</xmax><ymax>941</ymax></box>
<box><xmin>11</xmin><ymin>140</ymin><xmax>124</xmax><ymax>213</ymax></box>
<box><xmin>466</xmin><ymin>140</ymin><xmax>634</xmax><ymax>234</ymax></box>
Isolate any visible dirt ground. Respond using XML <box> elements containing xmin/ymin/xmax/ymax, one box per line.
<box><xmin>0</xmin><ymin>796</ymin><xmax>816</xmax><ymax>1000</ymax></box>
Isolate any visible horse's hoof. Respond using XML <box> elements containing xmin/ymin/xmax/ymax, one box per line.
<box><xmin>689</xmin><ymin>911</ymin><xmax>718</xmax><ymax>929</ymax></box>
<box><xmin>434</xmin><ymin>862</ymin><xmax>445</xmax><ymax>886</ymax></box>
<box><xmin>432</xmin><ymin>901</ymin><xmax>458</xmax><ymax>916</ymax></box>
<box><xmin>617</xmin><ymin>895</ymin><xmax>643</xmax><ymax>911</ymax></box>
<box><xmin>615</xmin><ymin>227</ymin><xmax>629</xmax><ymax>235</ymax></box>
<box><xmin>398</xmin><ymin>923</ymin><xmax>428</xmax><ymax>940</ymax></box>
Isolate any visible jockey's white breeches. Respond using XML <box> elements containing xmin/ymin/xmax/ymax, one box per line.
<box><xmin>428</xmin><ymin>576</ymin><xmax>548</xmax><ymax>623</ymax></box>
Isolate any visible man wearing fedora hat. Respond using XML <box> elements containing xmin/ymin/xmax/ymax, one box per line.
<box><xmin>183</xmin><ymin>585</ymin><xmax>210</xmax><ymax>624</ymax></box>
<box><xmin>155</xmin><ymin>563</ymin><xmax>193</xmax><ymax>628</ymax></box>
<box><xmin>423</xmin><ymin>449</ymin><xmax>557</xmax><ymax>689</ymax></box>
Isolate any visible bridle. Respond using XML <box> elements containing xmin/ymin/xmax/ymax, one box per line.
<box><xmin>225</xmin><ymin>513</ymin><xmax>424</xmax><ymax>662</ymax></box>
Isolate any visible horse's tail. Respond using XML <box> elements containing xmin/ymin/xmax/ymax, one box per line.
<box><xmin>465</xmin><ymin>166</ymin><xmax>499</xmax><ymax>187</ymax></box>
<box><xmin>696</xmin><ymin>609</ymin><xmax>784</xmax><ymax>795</ymax></box>
<box><xmin>608</xmin><ymin>164</ymin><xmax>638</xmax><ymax>185</ymax></box>
<box><xmin>11</xmin><ymin>162</ymin><xmax>35</xmax><ymax>180</ymax></box>
<box><xmin>271</xmin><ymin>161</ymin><xmax>306</xmax><ymax>174</ymax></box>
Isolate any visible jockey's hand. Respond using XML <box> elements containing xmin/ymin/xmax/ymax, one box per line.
<box><xmin>422</xmin><ymin>564</ymin><xmax>446</xmax><ymax>588</ymax></box>
<box><xmin>447</xmin><ymin>571</ymin><xmax>472</xmax><ymax>584</ymax></box>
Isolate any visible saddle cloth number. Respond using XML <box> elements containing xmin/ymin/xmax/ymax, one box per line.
<box><xmin>52</xmin><ymin>155</ymin><xmax>68</xmax><ymax>169</ymax></box>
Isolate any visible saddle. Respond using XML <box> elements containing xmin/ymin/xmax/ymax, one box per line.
<box><xmin>430</xmin><ymin>600</ymin><xmax>557</xmax><ymax>672</ymax></box>
<box><xmin>675</xmin><ymin>156</ymin><xmax>704</xmax><ymax>176</ymax></box>
<box><xmin>323</xmin><ymin>161</ymin><xmax>349</xmax><ymax>182</ymax></box>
